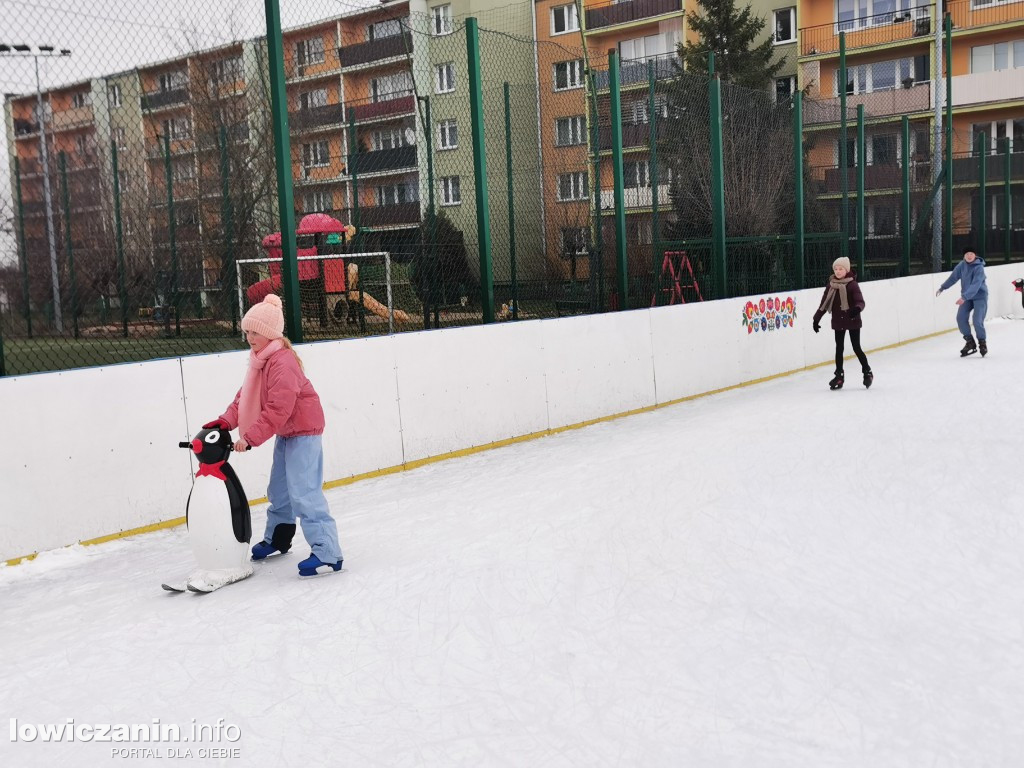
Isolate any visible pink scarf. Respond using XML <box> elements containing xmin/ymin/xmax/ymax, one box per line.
<box><xmin>238</xmin><ymin>339</ymin><xmax>284</xmax><ymax>437</ymax></box>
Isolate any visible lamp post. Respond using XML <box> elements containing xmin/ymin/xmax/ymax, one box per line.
<box><xmin>1</xmin><ymin>43</ymin><xmax>72</xmax><ymax>332</ymax></box>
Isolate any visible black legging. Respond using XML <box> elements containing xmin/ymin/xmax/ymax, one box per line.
<box><xmin>835</xmin><ymin>329</ymin><xmax>870</xmax><ymax>374</ymax></box>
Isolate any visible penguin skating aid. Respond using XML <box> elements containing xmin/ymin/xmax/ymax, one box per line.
<box><xmin>162</xmin><ymin>427</ymin><xmax>254</xmax><ymax>594</ymax></box>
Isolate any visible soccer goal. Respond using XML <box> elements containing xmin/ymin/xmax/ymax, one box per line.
<box><xmin>235</xmin><ymin>251</ymin><xmax>401</xmax><ymax>333</ymax></box>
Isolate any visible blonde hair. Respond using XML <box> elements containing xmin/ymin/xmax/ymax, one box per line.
<box><xmin>279</xmin><ymin>337</ymin><xmax>304</xmax><ymax>371</ymax></box>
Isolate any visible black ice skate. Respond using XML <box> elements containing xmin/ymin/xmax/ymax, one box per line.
<box><xmin>979</xmin><ymin>339</ymin><xmax>987</xmax><ymax>357</ymax></box>
<box><xmin>829</xmin><ymin>371</ymin><xmax>845</xmax><ymax>390</ymax></box>
<box><xmin>863</xmin><ymin>370</ymin><xmax>873</xmax><ymax>388</ymax></box>
<box><xmin>960</xmin><ymin>337</ymin><xmax>977</xmax><ymax>357</ymax></box>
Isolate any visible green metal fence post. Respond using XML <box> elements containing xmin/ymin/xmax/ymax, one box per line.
<box><xmin>58</xmin><ymin>151</ymin><xmax>79</xmax><ymax>338</ymax></box>
<box><xmin>839</xmin><ymin>33</ymin><xmax>849</xmax><ymax>262</ymax></box>
<box><xmin>944</xmin><ymin>13</ymin><xmax>953</xmax><ymax>270</ymax></box>
<box><xmin>419</xmin><ymin>96</ymin><xmax>438</xmax><ymax>329</ymax></box>
<box><xmin>347</xmin><ymin>107</ymin><xmax>361</xmax><ymax>236</ymax></box>
<box><xmin>609</xmin><ymin>50</ymin><xmax>628</xmax><ymax>309</ymax></box>
<box><xmin>13</xmin><ymin>157</ymin><xmax>32</xmax><ymax>337</ymax></box>
<box><xmin>466</xmin><ymin>18</ymin><xmax>495</xmax><ymax>323</ymax></box>
<box><xmin>0</xmin><ymin>321</ymin><xmax>5</xmax><ymax>376</ymax></box>
<box><xmin>901</xmin><ymin>116</ymin><xmax>911</xmax><ymax>276</ymax></box>
<box><xmin>709</xmin><ymin>73</ymin><xmax>728</xmax><ymax>299</ymax></box>
<box><xmin>503</xmin><ymin>83</ymin><xmax>519</xmax><ymax>320</ymax></box>
<box><xmin>218</xmin><ymin>126</ymin><xmax>238</xmax><ymax>333</ymax></box>
<box><xmin>162</xmin><ymin>132</ymin><xmax>181</xmax><ymax>337</ymax></box>
<box><xmin>856</xmin><ymin>104</ymin><xmax>865</xmax><ymax>277</ymax></box>
<box><xmin>1003</xmin><ymin>137</ymin><xmax>1011</xmax><ymax>262</ymax></box>
<box><xmin>589</xmin><ymin>72</ymin><xmax>603</xmax><ymax>313</ymax></box>
<box><xmin>648</xmin><ymin>60</ymin><xmax>660</xmax><ymax>305</ymax></box>
<box><xmin>979</xmin><ymin>132</ymin><xmax>987</xmax><ymax>262</ymax></box>
<box><xmin>111</xmin><ymin>141</ymin><xmax>129</xmax><ymax>338</ymax></box>
<box><xmin>794</xmin><ymin>92</ymin><xmax>805</xmax><ymax>289</ymax></box>
<box><xmin>265</xmin><ymin>0</ymin><xmax>302</xmax><ymax>342</ymax></box>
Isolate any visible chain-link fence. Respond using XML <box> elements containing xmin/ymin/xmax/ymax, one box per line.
<box><xmin>2</xmin><ymin>2</ymin><xmax>1021</xmax><ymax>376</ymax></box>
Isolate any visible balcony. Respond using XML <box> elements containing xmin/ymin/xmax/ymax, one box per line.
<box><xmin>355</xmin><ymin>201</ymin><xmax>421</xmax><ymax>227</ymax></box>
<box><xmin>14</xmin><ymin>118</ymin><xmax>40</xmax><ymax>136</ymax></box>
<box><xmin>804</xmin><ymin>82</ymin><xmax>931</xmax><ymax>126</ymax></box>
<box><xmin>348</xmin><ymin>145</ymin><xmax>417</xmax><ymax>175</ymax></box>
<box><xmin>142</xmin><ymin>88</ymin><xmax>190</xmax><ymax>111</ymax></box>
<box><xmin>351</xmin><ymin>93</ymin><xmax>415</xmax><ymax>124</ymax></box>
<box><xmin>598</xmin><ymin>121</ymin><xmax>668</xmax><ymax>150</ymax></box>
<box><xmin>585</xmin><ymin>0</ymin><xmax>682</xmax><ymax>32</ymax></box>
<box><xmin>339</xmin><ymin>32</ymin><xmax>413</xmax><ymax>69</ymax></box>
<box><xmin>289</xmin><ymin>103</ymin><xmax>348</xmax><ymax>132</ymax></box>
<box><xmin>16</xmin><ymin>157</ymin><xmax>43</xmax><ymax>176</ymax></box>
<box><xmin>285</xmin><ymin>50</ymin><xmax>341</xmax><ymax>81</ymax></box>
<box><xmin>593</xmin><ymin>53</ymin><xmax>680</xmax><ymax>91</ymax></box>
<box><xmin>952</xmin><ymin>152</ymin><xmax>1024</xmax><ymax>185</ymax></box>
<box><xmin>196</xmin><ymin>123</ymin><xmax>251</xmax><ymax>150</ymax></box>
<box><xmin>599</xmin><ymin>184</ymin><xmax>671</xmax><ymax>210</ymax></box>
<box><xmin>147</xmin><ymin>139</ymin><xmax>195</xmax><ymax>159</ymax></box>
<box><xmin>950</xmin><ymin>69</ymin><xmax>1024</xmax><ymax>108</ymax></box>
<box><xmin>22</xmin><ymin>201</ymin><xmax>47</xmax><ymax>216</ymax></box>
<box><xmin>947</xmin><ymin>0</ymin><xmax>1024</xmax><ymax>35</ymax></box>
<box><xmin>51</xmin><ymin>106</ymin><xmax>94</xmax><ymax>132</ymax></box>
<box><xmin>153</xmin><ymin>224</ymin><xmax>201</xmax><ymax>242</ymax></box>
<box><xmin>799</xmin><ymin>6</ymin><xmax>933</xmax><ymax>57</ymax></box>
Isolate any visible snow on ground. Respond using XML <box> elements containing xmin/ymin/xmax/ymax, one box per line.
<box><xmin>2</xmin><ymin>322</ymin><xmax>1023</xmax><ymax>767</ymax></box>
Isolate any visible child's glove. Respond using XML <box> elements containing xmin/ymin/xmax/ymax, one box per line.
<box><xmin>203</xmin><ymin>418</ymin><xmax>230</xmax><ymax>431</ymax></box>
<box><xmin>812</xmin><ymin>320</ymin><xmax>820</xmax><ymax>333</ymax></box>
<box><xmin>849</xmin><ymin>306</ymin><xmax>861</xmax><ymax>316</ymax></box>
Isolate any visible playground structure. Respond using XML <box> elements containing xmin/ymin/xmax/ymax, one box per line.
<box><xmin>240</xmin><ymin>213</ymin><xmax>411</xmax><ymax>332</ymax></box>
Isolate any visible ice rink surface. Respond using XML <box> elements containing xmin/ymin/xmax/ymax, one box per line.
<box><xmin>2</xmin><ymin>322</ymin><xmax>1023</xmax><ymax>767</ymax></box>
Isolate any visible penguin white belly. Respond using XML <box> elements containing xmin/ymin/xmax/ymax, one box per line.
<box><xmin>188</xmin><ymin>476</ymin><xmax>250</xmax><ymax>573</ymax></box>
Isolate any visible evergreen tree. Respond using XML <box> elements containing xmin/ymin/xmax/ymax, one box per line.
<box><xmin>681</xmin><ymin>0</ymin><xmax>786</xmax><ymax>88</ymax></box>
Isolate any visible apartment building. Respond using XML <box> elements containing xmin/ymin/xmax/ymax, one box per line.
<box><xmin>797</xmin><ymin>0</ymin><xmax>1023</xmax><ymax>248</ymax></box>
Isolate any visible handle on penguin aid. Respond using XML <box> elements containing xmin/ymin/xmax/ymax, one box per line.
<box><xmin>178</xmin><ymin>442</ymin><xmax>190</xmax><ymax>449</ymax></box>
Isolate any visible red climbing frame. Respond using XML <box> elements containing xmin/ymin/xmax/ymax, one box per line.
<box><xmin>652</xmin><ymin>250</ymin><xmax>703</xmax><ymax>306</ymax></box>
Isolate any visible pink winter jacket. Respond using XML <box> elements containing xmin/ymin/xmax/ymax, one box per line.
<box><xmin>219</xmin><ymin>347</ymin><xmax>325</xmax><ymax>448</ymax></box>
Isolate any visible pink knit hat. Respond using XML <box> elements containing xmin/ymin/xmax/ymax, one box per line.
<box><xmin>241</xmin><ymin>294</ymin><xmax>285</xmax><ymax>339</ymax></box>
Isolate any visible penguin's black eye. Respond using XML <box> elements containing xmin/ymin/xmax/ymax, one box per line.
<box><xmin>205</xmin><ymin>432</ymin><xmax>220</xmax><ymax>443</ymax></box>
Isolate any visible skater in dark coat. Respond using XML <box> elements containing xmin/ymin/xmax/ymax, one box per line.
<box><xmin>812</xmin><ymin>256</ymin><xmax>872</xmax><ymax>390</ymax></box>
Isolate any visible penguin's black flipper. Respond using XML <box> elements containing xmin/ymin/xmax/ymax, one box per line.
<box><xmin>221</xmin><ymin>464</ymin><xmax>252</xmax><ymax>545</ymax></box>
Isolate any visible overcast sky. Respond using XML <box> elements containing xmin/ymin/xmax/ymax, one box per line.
<box><xmin>0</xmin><ymin>0</ymin><xmax>377</xmax><ymax>264</ymax></box>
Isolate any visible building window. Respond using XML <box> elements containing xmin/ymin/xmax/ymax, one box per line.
<box><xmin>432</xmin><ymin>4</ymin><xmax>453</xmax><ymax>36</ymax></box>
<box><xmin>302</xmin><ymin>140</ymin><xmax>330</xmax><ymax>169</ymax></box>
<box><xmin>871</xmin><ymin>134</ymin><xmax>898</xmax><ymax>165</ymax></box>
<box><xmin>159</xmin><ymin>70</ymin><xmax>187</xmax><ymax>91</ymax></box>
<box><xmin>560</xmin><ymin>227</ymin><xmax>590</xmax><ymax>257</ymax></box>
<box><xmin>438</xmin><ymin>119</ymin><xmax>458</xmax><ymax>150</ymax></box>
<box><xmin>375</xmin><ymin>181</ymin><xmax>418</xmax><ymax>206</ymax></box>
<box><xmin>371</xmin><ymin>72</ymin><xmax>412</xmax><ymax>103</ymax></box>
<box><xmin>553</xmin><ymin>60</ymin><xmax>584</xmax><ymax>91</ymax></box>
<box><xmin>623</xmin><ymin>160</ymin><xmax>650</xmax><ymax>189</ymax></box>
<box><xmin>868</xmin><ymin>205</ymin><xmax>897</xmax><ymax>237</ymax></box>
<box><xmin>970</xmin><ymin>40</ymin><xmax>1024</xmax><ymax>72</ymax></box>
<box><xmin>436</xmin><ymin>62</ymin><xmax>456</xmax><ymax>94</ymax></box>
<box><xmin>71</xmin><ymin>92</ymin><xmax>91</xmax><ymax>109</ymax></box>
<box><xmin>551</xmin><ymin>4</ymin><xmax>579</xmax><ymax>35</ymax></box>
<box><xmin>299</xmin><ymin>89</ymin><xmax>328</xmax><ymax>110</ymax></box>
<box><xmin>163</xmin><ymin>117</ymin><xmax>191</xmax><ymax>140</ymax></box>
<box><xmin>372</xmin><ymin>126</ymin><xmax>412</xmax><ymax>151</ymax></box>
<box><xmin>74</xmin><ymin>135</ymin><xmax>89</xmax><ymax>155</ymax></box>
<box><xmin>557</xmin><ymin>171</ymin><xmax>589</xmax><ymax>201</ymax></box>
<box><xmin>107</xmin><ymin>84</ymin><xmax>122</xmax><ymax>107</ymax></box>
<box><xmin>303</xmin><ymin>190</ymin><xmax>331</xmax><ymax>213</ymax></box>
<box><xmin>837</xmin><ymin>0</ymin><xmax>920</xmax><ymax>31</ymax></box>
<box><xmin>369</xmin><ymin>17</ymin><xmax>404</xmax><ymax>41</ymax></box>
<box><xmin>172</xmin><ymin>160</ymin><xmax>195</xmax><ymax>182</ymax></box>
<box><xmin>836</xmin><ymin>55</ymin><xmax>924</xmax><ymax>95</ymax></box>
<box><xmin>619</xmin><ymin>32</ymin><xmax>677</xmax><ymax>62</ymax></box>
<box><xmin>296</xmin><ymin>37</ymin><xmax>325</xmax><ymax>67</ymax></box>
<box><xmin>440</xmin><ymin>175</ymin><xmax>461</xmax><ymax>205</ymax></box>
<box><xmin>971</xmin><ymin>118</ymin><xmax>1024</xmax><ymax>154</ymax></box>
<box><xmin>773</xmin><ymin>8</ymin><xmax>796</xmax><ymax>43</ymax></box>
<box><xmin>114</xmin><ymin>127</ymin><xmax>127</xmax><ymax>150</ymax></box>
<box><xmin>775</xmin><ymin>75</ymin><xmax>796</xmax><ymax>102</ymax></box>
<box><xmin>211</xmin><ymin>56</ymin><xmax>243</xmax><ymax>83</ymax></box>
<box><xmin>555</xmin><ymin>115</ymin><xmax>585</xmax><ymax>146</ymax></box>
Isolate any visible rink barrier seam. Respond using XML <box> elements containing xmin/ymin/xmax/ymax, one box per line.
<box><xmin>1</xmin><ymin>327</ymin><xmax>956</xmax><ymax>568</ymax></box>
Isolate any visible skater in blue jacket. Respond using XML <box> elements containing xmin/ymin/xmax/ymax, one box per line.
<box><xmin>936</xmin><ymin>247</ymin><xmax>988</xmax><ymax>357</ymax></box>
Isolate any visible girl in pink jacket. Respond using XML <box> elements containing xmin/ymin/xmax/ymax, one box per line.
<box><xmin>205</xmin><ymin>294</ymin><xmax>343</xmax><ymax>577</ymax></box>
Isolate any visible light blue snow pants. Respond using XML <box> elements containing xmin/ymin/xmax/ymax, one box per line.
<box><xmin>956</xmin><ymin>297</ymin><xmax>987</xmax><ymax>341</ymax></box>
<box><xmin>264</xmin><ymin>435</ymin><xmax>342</xmax><ymax>562</ymax></box>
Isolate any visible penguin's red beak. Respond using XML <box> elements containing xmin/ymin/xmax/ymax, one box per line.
<box><xmin>191</xmin><ymin>439</ymin><xmax>202</xmax><ymax>453</ymax></box>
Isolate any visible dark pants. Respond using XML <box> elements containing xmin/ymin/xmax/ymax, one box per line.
<box><xmin>835</xmin><ymin>329</ymin><xmax>870</xmax><ymax>374</ymax></box>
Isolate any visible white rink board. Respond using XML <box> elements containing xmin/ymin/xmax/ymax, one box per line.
<box><xmin>897</xmin><ymin>273</ymin><xmax>943</xmax><ymax>341</ymax></box>
<box><xmin>300</xmin><ymin>336</ymin><xmax>405</xmax><ymax>480</ymax></box>
<box><xmin>650</xmin><ymin>300</ymin><xmax>741</xmax><ymax>403</ymax></box>
<box><xmin>540</xmin><ymin>310</ymin><xmax>657</xmax><ymax>430</ymax></box>
<box><xmin>0</xmin><ymin>360</ymin><xmax>190</xmax><ymax>558</ymax></box>
<box><xmin>179</xmin><ymin>350</ymin><xmax>277</xmax><ymax>503</ymax></box>
<box><xmin>393</xmin><ymin>322</ymin><xmax>549</xmax><ymax>463</ymax></box>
